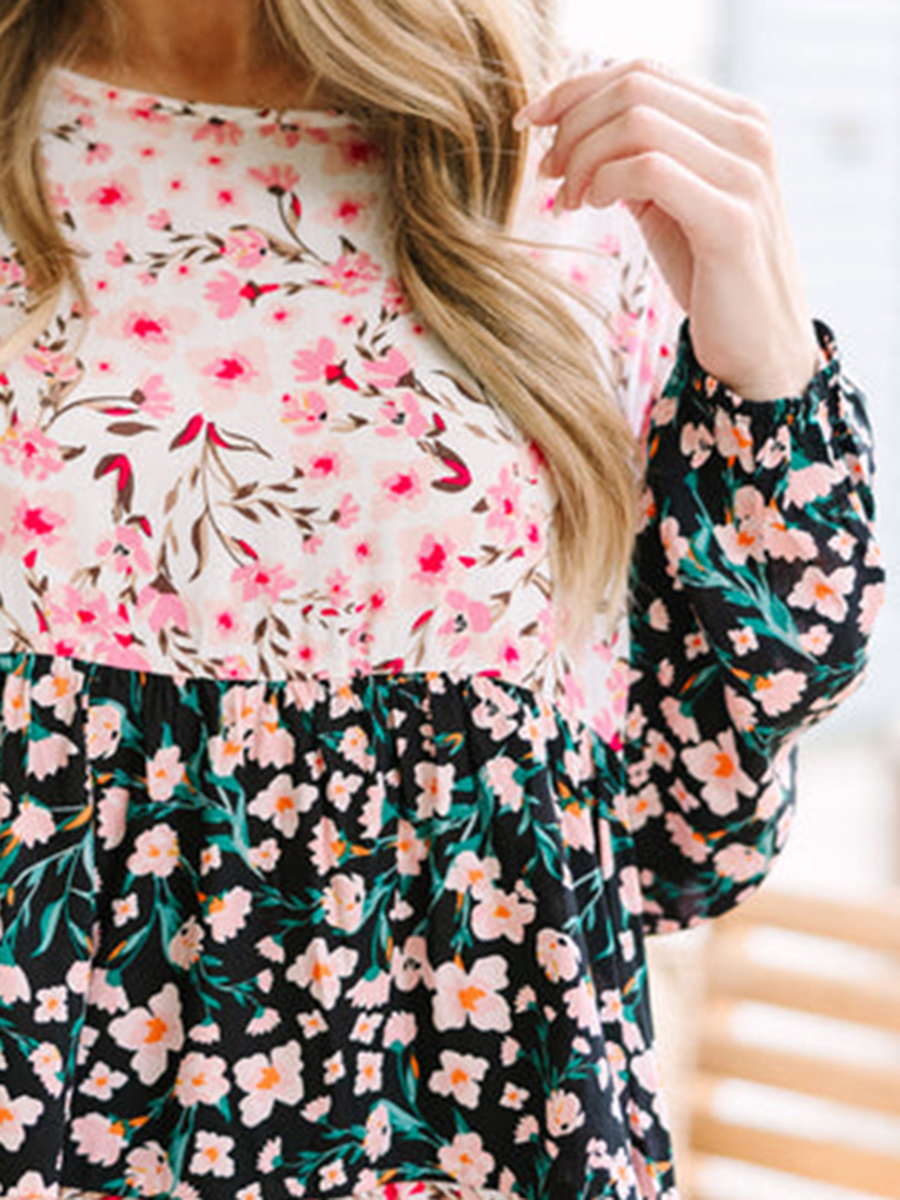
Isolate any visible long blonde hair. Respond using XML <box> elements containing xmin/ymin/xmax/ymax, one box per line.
<box><xmin>0</xmin><ymin>0</ymin><xmax>639</xmax><ymax>648</ymax></box>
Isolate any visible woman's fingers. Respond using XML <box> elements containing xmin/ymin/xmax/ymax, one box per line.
<box><xmin>539</xmin><ymin>67</ymin><xmax>774</xmax><ymax>183</ymax></box>
<box><xmin>581</xmin><ymin>151</ymin><xmax>753</xmax><ymax>255</ymax></box>
<box><xmin>553</xmin><ymin>104</ymin><xmax>771</xmax><ymax>217</ymax></box>
<box><xmin>519</xmin><ymin>57</ymin><xmax>767</xmax><ymax>129</ymax></box>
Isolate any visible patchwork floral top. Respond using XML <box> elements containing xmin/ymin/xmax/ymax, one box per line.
<box><xmin>0</xmin><ymin>66</ymin><xmax>883</xmax><ymax>1200</ymax></box>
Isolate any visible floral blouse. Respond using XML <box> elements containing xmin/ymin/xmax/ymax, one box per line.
<box><xmin>0</xmin><ymin>66</ymin><xmax>884</xmax><ymax>1200</ymax></box>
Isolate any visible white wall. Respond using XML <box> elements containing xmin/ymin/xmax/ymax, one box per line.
<box><xmin>558</xmin><ymin>0</ymin><xmax>719</xmax><ymax>77</ymax></box>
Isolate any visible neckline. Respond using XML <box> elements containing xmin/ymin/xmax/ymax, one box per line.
<box><xmin>51</xmin><ymin>63</ymin><xmax>355</xmax><ymax>126</ymax></box>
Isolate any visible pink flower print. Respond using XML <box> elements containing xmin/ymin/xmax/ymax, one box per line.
<box><xmin>379</xmin><ymin>465</ymin><xmax>424</xmax><ymax>505</ymax></box>
<box><xmin>753</xmin><ymin>668</ymin><xmax>807</xmax><ymax>717</ymax></box>
<box><xmin>414</xmin><ymin>760</ymin><xmax>455</xmax><ymax>819</ymax></box>
<box><xmin>322</xmin><ymin>1050</ymin><xmax>345</xmax><ymax>1084</ymax></box>
<box><xmin>375</xmin><ymin>392</ymin><xmax>429</xmax><ymax>439</ymax></box>
<box><xmin>562</xmin><ymin>976</ymin><xmax>601</xmax><ymax>1036</ymax></box>
<box><xmin>34</xmin><ymin>985</ymin><xmax>68</xmax><ymax>1024</ymax></box>
<box><xmin>444</xmin><ymin>849</ymin><xmax>501</xmax><ymax>898</ymax></box>
<box><xmin>232</xmin><ymin>562</ymin><xmax>297</xmax><ymax>604</ymax></box>
<box><xmin>234</xmin><ymin>1041</ymin><xmax>304</xmax><ymax>1127</ymax></box>
<box><xmin>78</xmin><ymin>168</ymin><xmax>143</xmax><ymax>228</ymax></box>
<box><xmin>145</xmin><ymin>745</ymin><xmax>185</xmax><ymax>802</ymax></box>
<box><xmin>0</xmin><ymin>255</ymin><xmax>25</xmax><ymax>287</ymax></box>
<box><xmin>681</xmin><ymin>422</ymin><xmax>715</xmax><ymax>469</ymax></box>
<box><xmin>326</xmin><ymin>769</ymin><xmax>363</xmax><ymax>811</ymax></box>
<box><xmin>432</xmin><ymin>956</ymin><xmax>512</xmax><ymax>1033</ymax></box>
<box><xmin>291</xmin><ymin>337</ymin><xmax>359</xmax><ymax>390</ymax></box>
<box><xmin>206</xmin><ymin>886</ymin><xmax>252</xmax><ymax>943</ymax></box>
<box><xmin>337</xmin><ymin>725</ymin><xmax>373</xmax><ymax>771</ymax></box>
<box><xmin>30</xmin><ymin>658</ymin><xmax>83</xmax><ymax>722</ymax></box>
<box><xmin>536</xmin><ymin>930</ymin><xmax>582</xmax><ymax>984</ymax></box>
<box><xmin>799</xmin><ymin>623</ymin><xmax>833</xmax><ymax>657</ymax></box>
<box><xmin>222</xmin><ymin>228</ymin><xmax>269</xmax><ymax>269</ymax></box>
<box><xmin>168</xmin><ymin>916</ymin><xmax>204</xmax><ymax>971</ymax></box>
<box><xmin>412</xmin><ymin>533</ymin><xmax>455</xmax><ymax>586</ymax></box>
<box><xmin>194</xmin><ymin>341</ymin><xmax>272</xmax><ymax>411</ymax></box>
<box><xmin>318</xmin><ymin>1159</ymin><xmax>347</xmax><ymax>1190</ymax></box>
<box><xmin>78</xmin><ymin>1061</ymin><xmax>128</xmax><ymax>1102</ymax></box>
<box><xmin>127</xmin><ymin>823</ymin><xmax>181</xmax><ymax>878</ymax></box>
<box><xmin>220</xmin><ymin>682</ymin><xmax>266</xmax><ymax>737</ymax></box>
<box><xmin>859</xmin><ymin>582</ymin><xmax>885</xmax><ymax>637</ymax></box>
<box><xmin>246</xmin><ymin>706</ymin><xmax>296</xmax><ymax>773</ymax></box>
<box><xmin>11</xmin><ymin>799</ymin><xmax>55</xmax><ymax>846</ymax></box>
<box><xmin>108</xmin><ymin>982</ymin><xmax>184</xmax><ymax>1085</ymax></box>
<box><xmin>437</xmin><ymin>1132</ymin><xmax>495</xmax><ymax>1189</ymax></box>
<box><xmin>784</xmin><ymin>462</ymin><xmax>842</xmax><ymax>508</ymax></box>
<box><xmin>137</xmin><ymin>373</ymin><xmax>175</xmax><ymax>419</ymax></box>
<box><xmin>147</xmin><ymin>208</ymin><xmax>172</xmax><ymax>231</ymax></box>
<box><xmin>207</xmin><ymin>599</ymin><xmax>248</xmax><ymax>645</ymax></box>
<box><xmin>309</xmin><ymin>816</ymin><xmax>344</xmax><ymax>875</ymax></box>
<box><xmin>429</xmin><ymin>1050</ymin><xmax>490</xmax><ymax>1111</ymax></box>
<box><xmin>363</xmin><ymin>346</ymin><xmax>412</xmax><ymax>390</ymax></box>
<box><xmin>788</xmin><ymin>565</ymin><xmax>856</xmax><ymax>623</ymax></box>
<box><xmin>471</xmin><ymin>886</ymin><xmax>536</xmax><ymax>944</ymax></box>
<box><xmin>396</xmin><ymin>819</ymin><xmax>428</xmax><ymax>876</ymax></box>
<box><xmin>714</xmin><ymin>408</ymin><xmax>755</xmax><ymax>472</ymax></box>
<box><xmin>85</xmin><ymin>139</ymin><xmax>113</xmax><ymax>164</ymax></box>
<box><xmin>486</xmin><ymin>467</ymin><xmax>522</xmax><ymax>544</ymax></box>
<box><xmin>354</xmin><ymin>1051</ymin><xmax>383</xmax><ymax>1096</ymax></box>
<box><xmin>248</xmin><ymin>164</ymin><xmax>301</xmax><ymax>195</ymax></box>
<box><xmin>248</xmin><ymin>774</ymin><xmax>317</xmax><ymax>839</ymax></box>
<box><xmin>189</xmin><ymin>1132</ymin><xmax>236</xmax><ymax>1178</ymax></box>
<box><xmin>105</xmin><ymin>240</ymin><xmax>132</xmax><ymax>269</ymax></box>
<box><xmin>546</xmin><ymin>1090</ymin><xmax>586</xmax><ymax>1138</ymax></box>
<box><xmin>0</xmin><ymin>964</ymin><xmax>29</xmax><ymax>1006</ymax></box>
<box><xmin>29</xmin><ymin>1042</ymin><xmax>64</xmax><ymax>1097</ymax></box>
<box><xmin>123</xmin><ymin>308</ymin><xmax>173</xmax><ymax>352</ymax></box>
<box><xmin>204</xmin><ymin>271</ymin><xmax>247</xmax><ymax>319</ymax></box>
<box><xmin>443</xmin><ymin>589</ymin><xmax>493</xmax><ymax>644</ymax></box>
<box><xmin>280</xmin><ymin>389</ymin><xmax>329</xmax><ymax>434</ymax></box>
<box><xmin>665</xmin><ymin>813</ymin><xmax>710</xmax><ymax>863</ymax></box>
<box><xmin>321</xmin><ymin>873</ymin><xmax>366</xmax><ymax>934</ymax></box>
<box><xmin>249</xmin><ymin>838</ymin><xmax>281</xmax><ymax>873</ymax></box>
<box><xmin>515</xmin><ymin>1114</ymin><xmax>540</xmax><ymax>1145</ymax></box>
<box><xmin>382</xmin><ymin>276</ymin><xmax>413</xmax><ymax>316</ymax></box>
<box><xmin>326</xmin><ymin>191</ymin><xmax>373</xmax><ymax>228</ymax></box>
<box><xmin>334</xmin><ymin>493</ymin><xmax>360</xmax><ymax>530</ymax></box>
<box><xmin>715</xmin><ymin>487</ymin><xmax>767</xmax><ymax>566</ymax></box>
<box><xmin>286</xmin><ymin>938</ymin><xmax>359</xmax><ymax>1010</ymax></box>
<box><xmin>682</xmin><ymin>729</ymin><xmax>756</xmax><ymax>816</ymax></box>
<box><xmin>714</xmin><ymin>843</ymin><xmax>768</xmax><ymax>882</ymax></box>
<box><xmin>328</xmin><ymin>130</ymin><xmax>382</xmax><ymax>173</ymax></box>
<box><xmin>22</xmin><ymin>346</ymin><xmax>81</xmax><ymax>382</ymax></box>
<box><xmin>194</xmin><ymin>116</ymin><xmax>244</xmax><ymax>146</ymax></box>
<box><xmin>349</xmin><ymin>1012</ymin><xmax>384</xmax><ymax>1045</ymax></box>
<box><xmin>383</xmin><ymin>1011</ymin><xmax>417</xmax><ymax>1049</ymax></box>
<box><xmin>125</xmin><ymin>1142</ymin><xmax>174</xmax><ymax>1196</ymax></box>
<box><xmin>0</xmin><ymin>424</ymin><xmax>63</xmax><ymax>481</ymax></box>
<box><xmin>136</xmin><ymin>583</ymin><xmax>189</xmax><ymax>634</ymax></box>
<box><xmin>70</xmin><ymin>1112</ymin><xmax>126</xmax><ymax>1166</ymax></box>
<box><xmin>362</xmin><ymin>1102</ymin><xmax>391</xmax><ymax>1162</ymax></box>
<box><xmin>96</xmin><ymin>524</ymin><xmax>153</xmax><ymax>578</ymax></box>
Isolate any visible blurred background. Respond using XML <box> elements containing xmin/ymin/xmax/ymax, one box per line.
<box><xmin>554</xmin><ymin>1</ymin><xmax>900</xmax><ymax>1198</ymax></box>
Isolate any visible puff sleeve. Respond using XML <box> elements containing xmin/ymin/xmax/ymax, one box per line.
<box><xmin>624</xmin><ymin>289</ymin><xmax>885</xmax><ymax>933</ymax></box>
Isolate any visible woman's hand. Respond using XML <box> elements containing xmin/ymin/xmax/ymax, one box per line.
<box><xmin>515</xmin><ymin>59</ymin><xmax>820</xmax><ymax>401</ymax></box>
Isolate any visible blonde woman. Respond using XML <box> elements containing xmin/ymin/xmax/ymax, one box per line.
<box><xmin>0</xmin><ymin>2</ymin><xmax>882</xmax><ymax>1199</ymax></box>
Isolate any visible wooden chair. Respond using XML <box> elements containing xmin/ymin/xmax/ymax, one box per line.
<box><xmin>682</xmin><ymin>888</ymin><xmax>900</xmax><ymax>1199</ymax></box>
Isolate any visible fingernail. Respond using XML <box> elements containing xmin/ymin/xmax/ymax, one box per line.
<box><xmin>513</xmin><ymin>106</ymin><xmax>533</xmax><ymax>132</ymax></box>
